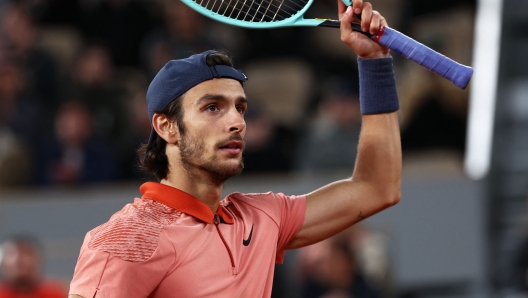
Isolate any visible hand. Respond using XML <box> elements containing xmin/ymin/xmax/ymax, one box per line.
<box><xmin>338</xmin><ymin>0</ymin><xmax>390</xmax><ymax>59</ymax></box>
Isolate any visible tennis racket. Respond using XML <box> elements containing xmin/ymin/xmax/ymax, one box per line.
<box><xmin>180</xmin><ymin>0</ymin><xmax>474</xmax><ymax>89</ymax></box>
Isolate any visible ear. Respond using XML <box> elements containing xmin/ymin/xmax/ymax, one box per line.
<box><xmin>152</xmin><ymin>113</ymin><xmax>179</xmax><ymax>144</ymax></box>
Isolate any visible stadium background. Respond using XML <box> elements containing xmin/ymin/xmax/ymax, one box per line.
<box><xmin>0</xmin><ymin>0</ymin><xmax>526</xmax><ymax>297</ymax></box>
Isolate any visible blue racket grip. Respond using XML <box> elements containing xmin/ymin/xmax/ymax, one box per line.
<box><xmin>374</xmin><ymin>26</ymin><xmax>473</xmax><ymax>89</ymax></box>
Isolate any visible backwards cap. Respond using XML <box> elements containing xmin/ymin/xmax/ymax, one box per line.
<box><xmin>146</xmin><ymin>50</ymin><xmax>248</xmax><ymax>145</ymax></box>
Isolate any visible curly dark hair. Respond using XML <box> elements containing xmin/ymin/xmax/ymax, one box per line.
<box><xmin>137</xmin><ymin>51</ymin><xmax>235</xmax><ymax>180</ymax></box>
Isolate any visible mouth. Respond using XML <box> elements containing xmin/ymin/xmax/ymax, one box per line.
<box><xmin>219</xmin><ymin>140</ymin><xmax>243</xmax><ymax>155</ymax></box>
<box><xmin>219</xmin><ymin>141</ymin><xmax>243</xmax><ymax>150</ymax></box>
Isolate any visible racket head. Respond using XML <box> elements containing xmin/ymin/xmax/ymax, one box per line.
<box><xmin>180</xmin><ymin>0</ymin><xmax>319</xmax><ymax>28</ymax></box>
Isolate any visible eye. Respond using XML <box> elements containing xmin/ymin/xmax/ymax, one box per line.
<box><xmin>205</xmin><ymin>104</ymin><xmax>219</xmax><ymax>112</ymax></box>
<box><xmin>236</xmin><ymin>105</ymin><xmax>247</xmax><ymax>114</ymax></box>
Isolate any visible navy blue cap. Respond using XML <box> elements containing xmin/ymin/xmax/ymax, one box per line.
<box><xmin>146</xmin><ymin>50</ymin><xmax>248</xmax><ymax>145</ymax></box>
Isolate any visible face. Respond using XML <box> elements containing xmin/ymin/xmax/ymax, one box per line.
<box><xmin>177</xmin><ymin>78</ymin><xmax>247</xmax><ymax>183</ymax></box>
<box><xmin>0</xmin><ymin>243</ymin><xmax>41</xmax><ymax>286</ymax></box>
<box><xmin>55</xmin><ymin>102</ymin><xmax>92</xmax><ymax>147</ymax></box>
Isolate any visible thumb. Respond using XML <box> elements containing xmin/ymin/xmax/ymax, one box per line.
<box><xmin>340</xmin><ymin>6</ymin><xmax>356</xmax><ymax>44</ymax></box>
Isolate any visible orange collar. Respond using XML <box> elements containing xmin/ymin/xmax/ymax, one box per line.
<box><xmin>139</xmin><ymin>182</ymin><xmax>234</xmax><ymax>224</ymax></box>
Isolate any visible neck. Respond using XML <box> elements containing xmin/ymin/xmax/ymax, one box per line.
<box><xmin>161</xmin><ymin>169</ymin><xmax>224</xmax><ymax>213</ymax></box>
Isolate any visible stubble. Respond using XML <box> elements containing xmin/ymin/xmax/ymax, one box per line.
<box><xmin>179</xmin><ymin>133</ymin><xmax>245</xmax><ymax>184</ymax></box>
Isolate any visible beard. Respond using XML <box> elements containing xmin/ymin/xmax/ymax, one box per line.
<box><xmin>179</xmin><ymin>132</ymin><xmax>244</xmax><ymax>184</ymax></box>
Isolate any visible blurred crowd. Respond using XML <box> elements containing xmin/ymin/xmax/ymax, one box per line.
<box><xmin>0</xmin><ymin>0</ymin><xmax>475</xmax><ymax>188</ymax></box>
<box><xmin>0</xmin><ymin>1</ymin><xmax>479</xmax><ymax>297</ymax></box>
<box><xmin>0</xmin><ymin>236</ymin><xmax>66</xmax><ymax>298</ymax></box>
<box><xmin>292</xmin><ymin>224</ymin><xmax>394</xmax><ymax>298</ymax></box>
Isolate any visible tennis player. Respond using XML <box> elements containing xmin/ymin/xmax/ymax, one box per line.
<box><xmin>68</xmin><ymin>0</ymin><xmax>401</xmax><ymax>297</ymax></box>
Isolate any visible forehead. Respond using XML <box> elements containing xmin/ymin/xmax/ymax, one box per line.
<box><xmin>183</xmin><ymin>78</ymin><xmax>246</xmax><ymax>104</ymax></box>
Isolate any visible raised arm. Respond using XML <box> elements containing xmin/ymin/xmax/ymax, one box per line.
<box><xmin>286</xmin><ymin>0</ymin><xmax>401</xmax><ymax>249</ymax></box>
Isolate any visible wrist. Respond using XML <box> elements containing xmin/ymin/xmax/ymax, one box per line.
<box><xmin>358</xmin><ymin>50</ymin><xmax>390</xmax><ymax>60</ymax></box>
<box><xmin>357</xmin><ymin>56</ymin><xmax>399</xmax><ymax>114</ymax></box>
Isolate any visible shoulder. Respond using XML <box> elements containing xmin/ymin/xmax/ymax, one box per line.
<box><xmin>225</xmin><ymin>191</ymin><xmax>303</xmax><ymax>205</ymax></box>
<box><xmin>224</xmin><ymin>191</ymin><xmax>283</xmax><ymax>206</ymax></box>
<box><xmin>223</xmin><ymin>192</ymin><xmax>305</xmax><ymax>220</ymax></box>
<box><xmin>87</xmin><ymin>198</ymin><xmax>182</xmax><ymax>262</ymax></box>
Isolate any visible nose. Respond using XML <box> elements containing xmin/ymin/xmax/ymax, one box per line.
<box><xmin>227</xmin><ymin>107</ymin><xmax>246</xmax><ymax>134</ymax></box>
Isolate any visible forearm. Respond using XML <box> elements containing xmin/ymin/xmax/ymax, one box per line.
<box><xmin>352</xmin><ymin>113</ymin><xmax>401</xmax><ymax>201</ymax></box>
<box><xmin>352</xmin><ymin>57</ymin><xmax>401</xmax><ymax>202</ymax></box>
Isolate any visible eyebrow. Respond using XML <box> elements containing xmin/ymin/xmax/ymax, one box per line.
<box><xmin>196</xmin><ymin>94</ymin><xmax>248</xmax><ymax>105</ymax></box>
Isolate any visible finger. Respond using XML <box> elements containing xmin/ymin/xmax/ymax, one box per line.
<box><xmin>340</xmin><ymin>6</ymin><xmax>353</xmax><ymax>31</ymax></box>
<box><xmin>380</xmin><ymin>14</ymin><xmax>388</xmax><ymax>27</ymax></box>
<box><xmin>340</xmin><ymin>6</ymin><xmax>355</xmax><ymax>41</ymax></box>
<box><xmin>352</xmin><ymin>0</ymin><xmax>363</xmax><ymax>15</ymax></box>
<box><xmin>369</xmin><ymin>10</ymin><xmax>381</xmax><ymax>34</ymax></box>
<box><xmin>352</xmin><ymin>9</ymin><xmax>361</xmax><ymax>23</ymax></box>
<box><xmin>337</xmin><ymin>0</ymin><xmax>347</xmax><ymax>17</ymax></box>
<box><xmin>360</xmin><ymin>2</ymin><xmax>372</xmax><ymax>32</ymax></box>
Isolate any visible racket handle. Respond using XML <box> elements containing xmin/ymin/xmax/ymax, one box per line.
<box><xmin>317</xmin><ymin>20</ymin><xmax>473</xmax><ymax>89</ymax></box>
<box><xmin>375</xmin><ymin>27</ymin><xmax>473</xmax><ymax>89</ymax></box>
<box><xmin>318</xmin><ymin>20</ymin><xmax>366</xmax><ymax>34</ymax></box>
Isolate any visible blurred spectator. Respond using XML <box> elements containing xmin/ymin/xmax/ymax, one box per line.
<box><xmin>34</xmin><ymin>100</ymin><xmax>117</xmax><ymax>185</ymax></box>
<box><xmin>0</xmin><ymin>235</ymin><xmax>66</xmax><ymax>298</ymax></box>
<box><xmin>296</xmin><ymin>226</ymin><xmax>385</xmax><ymax>298</ymax></box>
<box><xmin>72</xmin><ymin>43</ymin><xmax>113</xmax><ymax>88</ymax></box>
<box><xmin>0</xmin><ymin>63</ymin><xmax>34</xmax><ymax>187</ymax></box>
<box><xmin>296</xmin><ymin>75</ymin><xmax>361</xmax><ymax>172</ymax></box>
<box><xmin>80</xmin><ymin>0</ymin><xmax>156</xmax><ymax>67</ymax></box>
<box><xmin>65</xmin><ymin>43</ymin><xmax>128</xmax><ymax>144</ymax></box>
<box><xmin>0</xmin><ymin>2</ymin><xmax>59</xmax><ymax>104</ymax></box>
<box><xmin>0</xmin><ymin>127</ymin><xmax>31</xmax><ymax>187</ymax></box>
<box><xmin>0</xmin><ymin>63</ymin><xmax>50</xmax><ymax>146</ymax></box>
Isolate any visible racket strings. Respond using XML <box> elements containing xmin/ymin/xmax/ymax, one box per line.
<box><xmin>215</xmin><ymin>0</ymin><xmax>297</xmax><ymax>21</ymax></box>
<box><xmin>246</xmin><ymin>0</ymin><xmax>306</xmax><ymax>21</ymax></box>
<box><xmin>195</xmin><ymin>0</ymin><xmax>308</xmax><ymax>22</ymax></box>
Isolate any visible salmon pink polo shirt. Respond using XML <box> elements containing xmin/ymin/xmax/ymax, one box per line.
<box><xmin>69</xmin><ymin>182</ymin><xmax>306</xmax><ymax>298</ymax></box>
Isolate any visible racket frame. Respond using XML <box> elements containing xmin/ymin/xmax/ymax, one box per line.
<box><xmin>179</xmin><ymin>0</ymin><xmax>474</xmax><ymax>89</ymax></box>
<box><xmin>181</xmin><ymin>0</ymin><xmax>326</xmax><ymax>28</ymax></box>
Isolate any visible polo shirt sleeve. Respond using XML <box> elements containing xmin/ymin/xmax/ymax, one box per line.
<box><xmin>69</xmin><ymin>229</ymin><xmax>175</xmax><ymax>298</ymax></box>
<box><xmin>274</xmin><ymin>193</ymin><xmax>306</xmax><ymax>263</ymax></box>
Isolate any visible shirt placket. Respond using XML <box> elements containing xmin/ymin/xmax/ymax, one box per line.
<box><xmin>214</xmin><ymin>213</ymin><xmax>238</xmax><ymax>276</ymax></box>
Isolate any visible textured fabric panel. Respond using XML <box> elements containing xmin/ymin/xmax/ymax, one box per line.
<box><xmin>88</xmin><ymin>198</ymin><xmax>182</xmax><ymax>262</ymax></box>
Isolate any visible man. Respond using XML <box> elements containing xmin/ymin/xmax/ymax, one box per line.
<box><xmin>0</xmin><ymin>236</ymin><xmax>67</xmax><ymax>298</ymax></box>
<box><xmin>69</xmin><ymin>0</ymin><xmax>401</xmax><ymax>297</ymax></box>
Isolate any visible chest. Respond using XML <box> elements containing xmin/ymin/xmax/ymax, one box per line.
<box><xmin>151</xmin><ymin>212</ymin><xmax>280</xmax><ymax>297</ymax></box>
